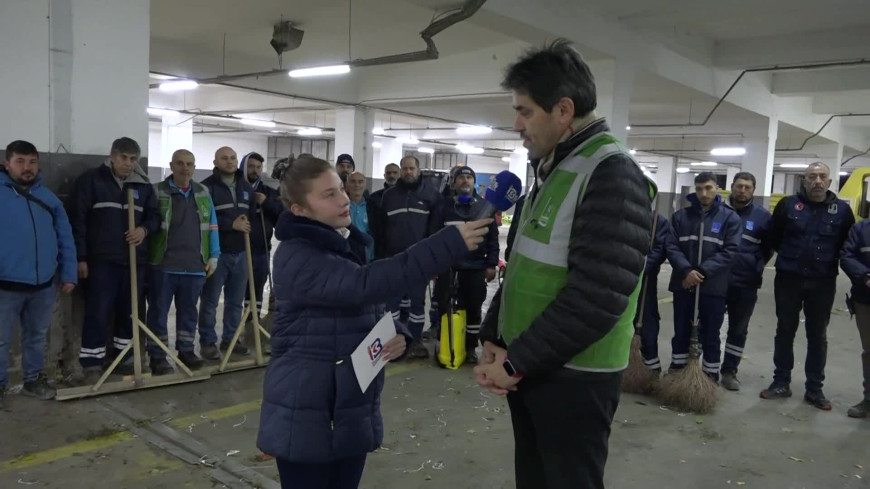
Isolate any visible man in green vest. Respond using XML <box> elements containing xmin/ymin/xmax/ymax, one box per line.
<box><xmin>146</xmin><ymin>149</ymin><xmax>220</xmax><ymax>374</ymax></box>
<box><xmin>475</xmin><ymin>40</ymin><xmax>655</xmax><ymax>489</ymax></box>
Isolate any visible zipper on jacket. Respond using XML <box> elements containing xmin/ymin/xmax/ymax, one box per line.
<box><xmin>25</xmin><ymin>199</ymin><xmax>40</xmax><ymax>284</ymax></box>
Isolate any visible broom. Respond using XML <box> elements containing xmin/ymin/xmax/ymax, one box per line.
<box><xmin>657</xmin><ymin>220</ymin><xmax>719</xmax><ymax>414</ymax></box>
<box><xmin>622</xmin><ymin>212</ymin><xmax>661</xmax><ymax>394</ymax></box>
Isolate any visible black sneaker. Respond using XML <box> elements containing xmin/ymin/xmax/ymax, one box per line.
<box><xmin>422</xmin><ymin>329</ymin><xmax>435</xmax><ymax>341</ymax></box>
<box><xmin>176</xmin><ymin>351</ymin><xmax>203</xmax><ymax>370</ymax></box>
<box><xmin>80</xmin><ymin>366</ymin><xmax>103</xmax><ymax>386</ymax></box>
<box><xmin>0</xmin><ymin>385</ymin><xmax>6</xmax><ymax>409</ymax></box>
<box><xmin>115</xmin><ymin>356</ymin><xmax>135</xmax><ymax>376</ymax></box>
<box><xmin>721</xmin><ymin>372</ymin><xmax>741</xmax><ymax>391</ymax></box>
<box><xmin>760</xmin><ymin>383</ymin><xmax>792</xmax><ymax>399</ymax></box>
<box><xmin>466</xmin><ymin>350</ymin><xmax>479</xmax><ymax>365</ymax></box>
<box><xmin>22</xmin><ymin>373</ymin><xmax>56</xmax><ymax>400</ymax></box>
<box><xmin>409</xmin><ymin>340</ymin><xmax>430</xmax><ymax>359</ymax></box>
<box><xmin>804</xmin><ymin>390</ymin><xmax>832</xmax><ymax>411</ymax></box>
<box><xmin>200</xmin><ymin>344</ymin><xmax>221</xmax><ymax>360</ymax></box>
<box><xmin>150</xmin><ymin>357</ymin><xmax>174</xmax><ymax>376</ymax></box>
<box><xmin>847</xmin><ymin>400</ymin><xmax>870</xmax><ymax>418</ymax></box>
<box><xmin>220</xmin><ymin>340</ymin><xmax>251</xmax><ymax>357</ymax></box>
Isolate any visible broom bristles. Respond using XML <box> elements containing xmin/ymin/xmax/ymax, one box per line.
<box><xmin>621</xmin><ymin>335</ymin><xmax>660</xmax><ymax>395</ymax></box>
<box><xmin>657</xmin><ymin>358</ymin><xmax>719</xmax><ymax>414</ymax></box>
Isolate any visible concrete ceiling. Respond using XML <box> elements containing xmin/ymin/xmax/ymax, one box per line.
<box><xmin>148</xmin><ymin>0</ymin><xmax>870</xmax><ymax>171</ymax></box>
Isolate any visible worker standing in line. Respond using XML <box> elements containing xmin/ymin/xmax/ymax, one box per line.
<box><xmin>637</xmin><ymin>213</ymin><xmax>672</xmax><ymax>373</ymax></box>
<box><xmin>839</xmin><ymin>217</ymin><xmax>870</xmax><ymax>418</ymax></box>
<box><xmin>719</xmin><ymin>172</ymin><xmax>772</xmax><ymax>390</ymax></box>
<box><xmin>70</xmin><ymin>137</ymin><xmax>159</xmax><ymax>381</ymax></box>
<box><xmin>665</xmin><ymin>172</ymin><xmax>741</xmax><ymax>382</ymax></box>
<box><xmin>761</xmin><ymin>162</ymin><xmax>854</xmax><ymax>410</ymax></box>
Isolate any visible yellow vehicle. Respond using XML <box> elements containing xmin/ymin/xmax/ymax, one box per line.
<box><xmin>838</xmin><ymin>168</ymin><xmax>870</xmax><ymax>222</ymax></box>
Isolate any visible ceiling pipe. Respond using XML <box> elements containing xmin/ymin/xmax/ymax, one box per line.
<box><xmin>630</xmin><ymin>58</ymin><xmax>870</xmax><ymax>129</ymax></box>
<box><xmin>148</xmin><ymin>0</ymin><xmax>487</xmax><ymax>89</ymax></box>
<box><xmin>776</xmin><ymin>113</ymin><xmax>870</xmax><ymax>151</ymax></box>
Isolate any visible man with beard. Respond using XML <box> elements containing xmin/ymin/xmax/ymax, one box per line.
<box><xmin>761</xmin><ymin>162</ymin><xmax>854</xmax><ymax>410</ymax></box>
<box><xmin>0</xmin><ymin>140</ymin><xmax>77</xmax><ymax>407</ymax></box>
<box><xmin>199</xmin><ymin>146</ymin><xmax>257</xmax><ymax>359</ymax></box>
<box><xmin>429</xmin><ymin>166</ymin><xmax>499</xmax><ymax>362</ymax></box>
<box><xmin>719</xmin><ymin>172</ymin><xmax>772</xmax><ymax>390</ymax></box>
<box><xmin>368</xmin><ymin>163</ymin><xmax>400</xmax><ymax>259</ymax></box>
<box><xmin>374</xmin><ymin>155</ymin><xmax>441</xmax><ymax>358</ymax></box>
<box><xmin>336</xmin><ymin>154</ymin><xmax>355</xmax><ymax>184</ymax></box>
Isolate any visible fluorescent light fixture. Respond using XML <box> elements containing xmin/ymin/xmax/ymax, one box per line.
<box><xmin>456</xmin><ymin>144</ymin><xmax>484</xmax><ymax>155</ymax></box>
<box><xmin>147</xmin><ymin>107</ymin><xmax>180</xmax><ymax>117</ymax></box>
<box><xmin>241</xmin><ymin>119</ymin><xmax>276</xmax><ymax>128</ymax></box>
<box><xmin>417</xmin><ymin>146</ymin><xmax>435</xmax><ymax>154</ymax></box>
<box><xmin>779</xmin><ymin>163</ymin><xmax>809</xmax><ymax>169</ymax></box>
<box><xmin>629</xmin><ymin>149</ymin><xmax>637</xmax><ymax>155</ymax></box>
<box><xmin>159</xmin><ymin>80</ymin><xmax>199</xmax><ymax>92</ymax></box>
<box><xmin>297</xmin><ymin>127</ymin><xmax>323</xmax><ymax>136</ymax></box>
<box><xmin>456</xmin><ymin>125</ymin><xmax>492</xmax><ymax>135</ymax></box>
<box><xmin>513</xmin><ymin>147</ymin><xmax>528</xmax><ymax>155</ymax></box>
<box><xmin>840</xmin><ymin>171</ymin><xmax>849</xmax><ymax>176</ymax></box>
<box><xmin>676</xmin><ymin>167</ymin><xmax>690</xmax><ymax>174</ymax></box>
<box><xmin>501</xmin><ymin>157</ymin><xmax>511</xmax><ymax>162</ymax></box>
<box><xmin>371</xmin><ymin>141</ymin><xmax>382</xmax><ymax>149</ymax></box>
<box><xmin>397</xmin><ymin>136</ymin><xmax>419</xmax><ymax>145</ymax></box>
<box><xmin>691</xmin><ymin>161</ymin><xmax>718</xmax><ymax>167</ymax></box>
<box><xmin>710</xmin><ymin>147</ymin><xmax>746</xmax><ymax>156</ymax></box>
<box><xmin>288</xmin><ymin>64</ymin><xmax>350</xmax><ymax>78</ymax></box>
<box><xmin>626</xmin><ymin>125</ymin><xmax>631</xmax><ymax>131</ymax></box>
<box><xmin>372</xmin><ymin>127</ymin><xmax>386</xmax><ymax>136</ymax></box>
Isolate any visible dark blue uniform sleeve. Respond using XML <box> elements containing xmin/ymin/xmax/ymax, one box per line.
<box><xmin>645</xmin><ymin>215</ymin><xmax>671</xmax><ymax>273</ymax></box>
<box><xmin>141</xmin><ymin>185</ymin><xmax>160</xmax><ymax>236</ymax></box>
<box><xmin>698</xmin><ymin>213</ymin><xmax>741</xmax><ymax>279</ymax></box>
<box><xmin>484</xmin><ymin>220</ymin><xmax>499</xmax><ymax>268</ymax></box>
<box><xmin>262</xmin><ymin>186</ymin><xmax>284</xmax><ymax>222</ymax></box>
<box><xmin>841</xmin><ymin>221</ymin><xmax>870</xmax><ymax>282</ymax></box>
<box><xmin>666</xmin><ymin>212</ymin><xmax>692</xmax><ymax>275</ymax></box>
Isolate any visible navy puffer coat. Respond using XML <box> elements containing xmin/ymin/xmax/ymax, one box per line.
<box><xmin>257</xmin><ymin>213</ymin><xmax>468</xmax><ymax>463</ymax></box>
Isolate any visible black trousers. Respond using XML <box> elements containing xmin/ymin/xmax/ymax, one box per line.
<box><xmin>773</xmin><ymin>272</ymin><xmax>836</xmax><ymax>392</ymax></box>
<box><xmin>507</xmin><ymin>369</ymin><xmax>621</xmax><ymax>489</ymax></box>
<box><xmin>276</xmin><ymin>455</ymin><xmax>367</xmax><ymax>489</ymax></box>
<box><xmin>852</xmin><ymin>301</ymin><xmax>870</xmax><ymax>397</ymax></box>
<box><xmin>722</xmin><ymin>286</ymin><xmax>759</xmax><ymax>374</ymax></box>
<box><xmin>434</xmin><ymin>269</ymin><xmax>487</xmax><ymax>347</ymax></box>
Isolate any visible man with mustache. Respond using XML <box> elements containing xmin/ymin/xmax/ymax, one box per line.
<box><xmin>761</xmin><ymin>162</ymin><xmax>854</xmax><ymax>410</ymax></box>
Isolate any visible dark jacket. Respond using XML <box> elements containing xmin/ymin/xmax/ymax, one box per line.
<box><xmin>370</xmin><ymin>177</ymin><xmax>441</xmax><ymax>258</ymax></box>
<box><xmin>257</xmin><ymin>213</ymin><xmax>469</xmax><ymax>463</ymax></box>
<box><xmin>645</xmin><ymin>213</ymin><xmax>672</xmax><ymax>278</ymax></box>
<box><xmin>366</xmin><ymin>183</ymin><xmax>391</xmax><ymax>259</ymax></box>
<box><xmin>724</xmin><ymin>199</ymin><xmax>773</xmax><ymax>289</ymax></box>
<box><xmin>429</xmin><ymin>194</ymin><xmax>499</xmax><ymax>270</ymax></box>
<box><xmin>240</xmin><ymin>153</ymin><xmax>283</xmax><ymax>255</ymax></box>
<box><xmin>0</xmin><ymin>171</ymin><xmax>78</xmax><ymax>289</ymax></box>
<box><xmin>769</xmin><ymin>190</ymin><xmax>854</xmax><ymax>279</ymax></box>
<box><xmin>201</xmin><ymin>169</ymin><xmax>257</xmax><ymax>255</ymax></box>
<box><xmin>70</xmin><ymin>162</ymin><xmax>159</xmax><ymax>265</ymax></box>
<box><xmin>504</xmin><ymin>195</ymin><xmax>525</xmax><ymax>262</ymax></box>
<box><xmin>666</xmin><ymin>194</ymin><xmax>741</xmax><ymax>298</ymax></box>
<box><xmin>479</xmin><ymin>118</ymin><xmax>654</xmax><ymax>377</ymax></box>
<box><xmin>840</xmin><ymin>220</ymin><xmax>870</xmax><ymax>304</ymax></box>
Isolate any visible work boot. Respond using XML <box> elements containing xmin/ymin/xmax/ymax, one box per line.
<box><xmin>466</xmin><ymin>349</ymin><xmax>479</xmax><ymax>365</ymax></box>
<box><xmin>21</xmin><ymin>373</ymin><xmax>56</xmax><ymax>400</ymax></box>
<box><xmin>81</xmin><ymin>366</ymin><xmax>103</xmax><ymax>386</ymax></box>
<box><xmin>115</xmin><ymin>355</ymin><xmax>136</xmax><ymax>376</ymax></box>
<box><xmin>150</xmin><ymin>357</ymin><xmax>174</xmax><ymax>376</ymax></box>
<box><xmin>847</xmin><ymin>399</ymin><xmax>870</xmax><ymax>418</ymax></box>
<box><xmin>721</xmin><ymin>372</ymin><xmax>741</xmax><ymax>391</ymax></box>
<box><xmin>220</xmin><ymin>340</ymin><xmax>251</xmax><ymax>357</ymax></box>
<box><xmin>804</xmin><ymin>390</ymin><xmax>833</xmax><ymax>411</ymax></box>
<box><xmin>176</xmin><ymin>351</ymin><xmax>203</xmax><ymax>370</ymax></box>
<box><xmin>409</xmin><ymin>340</ymin><xmax>430</xmax><ymax>359</ymax></box>
<box><xmin>759</xmin><ymin>383</ymin><xmax>792</xmax><ymax>399</ymax></box>
<box><xmin>422</xmin><ymin>329</ymin><xmax>435</xmax><ymax>341</ymax></box>
<box><xmin>200</xmin><ymin>344</ymin><xmax>221</xmax><ymax>360</ymax></box>
<box><xmin>0</xmin><ymin>385</ymin><xmax>6</xmax><ymax>409</ymax></box>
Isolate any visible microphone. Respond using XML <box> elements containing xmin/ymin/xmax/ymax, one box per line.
<box><xmin>473</xmin><ymin>170</ymin><xmax>523</xmax><ymax>220</ymax></box>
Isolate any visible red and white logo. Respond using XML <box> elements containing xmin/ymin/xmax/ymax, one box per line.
<box><xmin>368</xmin><ymin>338</ymin><xmax>384</xmax><ymax>363</ymax></box>
<box><xmin>795</xmin><ymin>202</ymin><xmax>804</xmax><ymax>211</ymax></box>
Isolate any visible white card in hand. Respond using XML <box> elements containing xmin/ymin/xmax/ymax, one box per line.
<box><xmin>351</xmin><ymin>314</ymin><xmax>395</xmax><ymax>393</ymax></box>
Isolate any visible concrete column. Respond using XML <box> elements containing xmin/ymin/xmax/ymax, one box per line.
<box><xmin>335</xmin><ymin>107</ymin><xmax>375</xmax><ymax>178</ymax></box>
<box><xmin>595</xmin><ymin>59</ymin><xmax>634</xmax><ymax>143</ymax></box>
<box><xmin>725</xmin><ymin>165</ymin><xmax>740</xmax><ymax>188</ymax></box>
<box><xmin>742</xmin><ymin>116</ymin><xmax>778</xmax><ymax>206</ymax></box>
<box><xmin>374</xmin><ymin>138</ymin><xmax>403</xmax><ymax>179</ymax></box>
<box><xmin>830</xmin><ymin>142</ymin><xmax>844</xmax><ymax>191</ymax></box>
<box><xmin>0</xmin><ymin>0</ymin><xmax>150</xmax><ymax>154</ymax></box>
<box><xmin>159</xmin><ymin>113</ymin><xmax>193</xmax><ymax>172</ymax></box>
<box><xmin>509</xmin><ymin>153</ymin><xmax>530</xmax><ymax>194</ymax></box>
<box><xmin>772</xmin><ymin>172</ymin><xmax>786</xmax><ymax>194</ymax></box>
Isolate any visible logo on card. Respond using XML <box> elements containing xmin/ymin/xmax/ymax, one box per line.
<box><xmin>745</xmin><ymin>220</ymin><xmax>754</xmax><ymax>231</ymax></box>
<box><xmin>711</xmin><ymin>222</ymin><xmax>721</xmax><ymax>233</ymax></box>
<box><xmin>133</xmin><ymin>189</ymin><xmax>139</xmax><ymax>200</ymax></box>
<box><xmin>367</xmin><ymin>338</ymin><xmax>384</xmax><ymax>365</ymax></box>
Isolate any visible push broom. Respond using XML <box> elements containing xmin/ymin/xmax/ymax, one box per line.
<box><xmin>657</xmin><ymin>220</ymin><xmax>719</xmax><ymax>414</ymax></box>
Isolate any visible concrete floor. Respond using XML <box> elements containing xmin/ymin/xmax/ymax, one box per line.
<box><xmin>1</xmin><ymin>228</ymin><xmax>868</xmax><ymax>488</ymax></box>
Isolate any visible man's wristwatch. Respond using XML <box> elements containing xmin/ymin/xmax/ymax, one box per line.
<box><xmin>503</xmin><ymin>357</ymin><xmax>523</xmax><ymax>379</ymax></box>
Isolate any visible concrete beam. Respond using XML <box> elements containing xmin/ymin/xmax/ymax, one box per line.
<box><xmin>714</xmin><ymin>27</ymin><xmax>870</xmax><ymax>69</ymax></box>
<box><xmin>772</xmin><ymin>67</ymin><xmax>870</xmax><ymax>95</ymax></box>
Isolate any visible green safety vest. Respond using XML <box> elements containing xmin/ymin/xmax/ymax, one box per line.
<box><xmin>148</xmin><ymin>180</ymin><xmax>215</xmax><ymax>266</ymax></box>
<box><xmin>498</xmin><ymin>133</ymin><xmax>657</xmax><ymax>372</ymax></box>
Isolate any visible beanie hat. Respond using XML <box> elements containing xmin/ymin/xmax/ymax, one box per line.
<box><xmin>454</xmin><ymin>166</ymin><xmax>476</xmax><ymax>181</ymax></box>
<box><xmin>336</xmin><ymin>153</ymin><xmax>355</xmax><ymax>170</ymax></box>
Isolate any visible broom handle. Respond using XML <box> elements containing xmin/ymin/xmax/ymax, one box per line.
<box><xmin>690</xmin><ymin>219</ymin><xmax>704</xmax><ymax>351</ymax></box>
<box><xmin>128</xmin><ymin>189</ymin><xmax>143</xmax><ymax>383</ymax></box>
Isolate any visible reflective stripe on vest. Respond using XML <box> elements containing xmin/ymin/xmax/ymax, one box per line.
<box><xmin>498</xmin><ymin>132</ymin><xmax>656</xmax><ymax>373</ymax></box>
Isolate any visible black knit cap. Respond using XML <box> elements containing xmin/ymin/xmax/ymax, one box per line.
<box><xmin>336</xmin><ymin>153</ymin><xmax>355</xmax><ymax>170</ymax></box>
